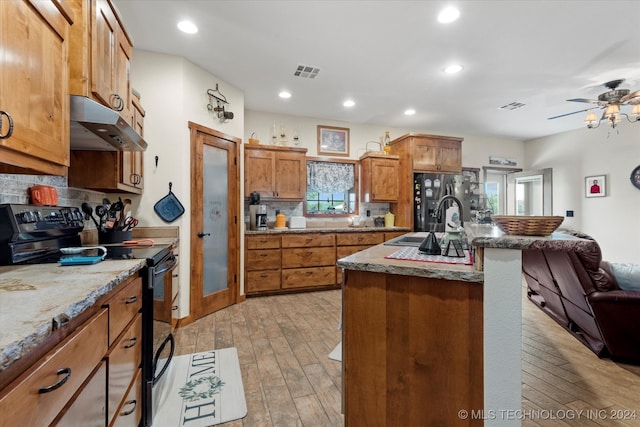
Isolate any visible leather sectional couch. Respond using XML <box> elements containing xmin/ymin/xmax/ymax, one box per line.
<box><xmin>522</xmin><ymin>229</ymin><xmax>640</xmax><ymax>364</ymax></box>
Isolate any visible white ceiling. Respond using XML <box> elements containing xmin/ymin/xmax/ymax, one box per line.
<box><xmin>113</xmin><ymin>0</ymin><xmax>640</xmax><ymax>141</ymax></box>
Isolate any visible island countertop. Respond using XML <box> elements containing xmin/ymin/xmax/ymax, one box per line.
<box><xmin>0</xmin><ymin>259</ymin><xmax>146</xmax><ymax>375</ymax></box>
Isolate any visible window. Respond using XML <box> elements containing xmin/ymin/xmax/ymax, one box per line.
<box><xmin>483</xmin><ymin>166</ymin><xmax>522</xmax><ymax>215</ymax></box>
<box><xmin>305</xmin><ymin>158</ymin><xmax>358</xmax><ymax>216</ymax></box>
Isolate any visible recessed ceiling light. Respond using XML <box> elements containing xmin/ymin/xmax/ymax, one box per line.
<box><xmin>438</xmin><ymin>6</ymin><xmax>460</xmax><ymax>23</ymax></box>
<box><xmin>343</xmin><ymin>99</ymin><xmax>355</xmax><ymax>107</ymax></box>
<box><xmin>279</xmin><ymin>91</ymin><xmax>291</xmax><ymax>99</ymax></box>
<box><xmin>404</xmin><ymin>109</ymin><xmax>416</xmax><ymax>116</ymax></box>
<box><xmin>177</xmin><ymin>20</ymin><xmax>198</xmax><ymax>34</ymax></box>
<box><xmin>444</xmin><ymin>64</ymin><xmax>463</xmax><ymax>74</ymax></box>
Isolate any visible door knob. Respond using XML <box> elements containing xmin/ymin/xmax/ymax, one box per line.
<box><xmin>197</xmin><ymin>232</ymin><xmax>210</xmax><ymax>238</ymax></box>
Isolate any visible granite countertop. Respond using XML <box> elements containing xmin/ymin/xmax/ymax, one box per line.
<box><xmin>337</xmin><ymin>232</ymin><xmax>484</xmax><ymax>283</ymax></box>
<box><xmin>0</xmin><ymin>259</ymin><xmax>146</xmax><ymax>374</ymax></box>
<box><xmin>245</xmin><ymin>226</ymin><xmax>411</xmax><ymax>235</ymax></box>
<box><xmin>465</xmin><ymin>224</ymin><xmax>597</xmax><ymax>251</ymax></box>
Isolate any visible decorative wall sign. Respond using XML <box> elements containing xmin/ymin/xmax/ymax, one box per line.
<box><xmin>585</xmin><ymin>175</ymin><xmax>606</xmax><ymax>198</ymax></box>
<box><xmin>489</xmin><ymin>156</ymin><xmax>517</xmax><ymax>166</ymax></box>
<box><xmin>317</xmin><ymin>125</ymin><xmax>349</xmax><ymax>156</ymax></box>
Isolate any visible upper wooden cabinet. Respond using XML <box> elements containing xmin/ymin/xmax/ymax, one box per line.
<box><xmin>68</xmin><ymin>0</ymin><xmax>133</xmax><ymax>124</ymax></box>
<box><xmin>244</xmin><ymin>145</ymin><xmax>307</xmax><ymax>200</ymax></box>
<box><xmin>359</xmin><ymin>152</ymin><xmax>399</xmax><ymax>202</ymax></box>
<box><xmin>412</xmin><ymin>137</ymin><xmax>462</xmax><ymax>173</ymax></box>
<box><xmin>0</xmin><ymin>0</ymin><xmax>73</xmax><ymax>176</ymax></box>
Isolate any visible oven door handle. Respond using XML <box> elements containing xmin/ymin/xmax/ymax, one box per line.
<box><xmin>153</xmin><ymin>255</ymin><xmax>177</xmax><ymax>277</ymax></box>
<box><xmin>152</xmin><ymin>333</ymin><xmax>175</xmax><ymax>386</ymax></box>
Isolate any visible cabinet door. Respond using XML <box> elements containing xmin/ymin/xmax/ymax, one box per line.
<box><xmin>113</xmin><ymin>23</ymin><xmax>132</xmax><ymax>124</ymax></box>
<box><xmin>275</xmin><ymin>152</ymin><xmax>306</xmax><ymax>199</ymax></box>
<box><xmin>244</xmin><ymin>149</ymin><xmax>275</xmax><ymax>198</ymax></box>
<box><xmin>412</xmin><ymin>139</ymin><xmax>439</xmax><ymax>171</ymax></box>
<box><xmin>53</xmin><ymin>361</ymin><xmax>107</xmax><ymax>427</ymax></box>
<box><xmin>370</xmin><ymin>158</ymin><xmax>398</xmax><ymax>201</ymax></box>
<box><xmin>437</xmin><ymin>140</ymin><xmax>462</xmax><ymax>173</ymax></box>
<box><xmin>121</xmin><ymin>151</ymin><xmax>143</xmax><ymax>190</ymax></box>
<box><xmin>92</xmin><ymin>0</ymin><xmax>117</xmax><ymax>108</ymax></box>
<box><xmin>0</xmin><ymin>0</ymin><xmax>70</xmax><ymax>174</ymax></box>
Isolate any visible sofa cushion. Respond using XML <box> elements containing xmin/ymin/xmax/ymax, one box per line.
<box><xmin>610</xmin><ymin>263</ymin><xmax>640</xmax><ymax>291</ymax></box>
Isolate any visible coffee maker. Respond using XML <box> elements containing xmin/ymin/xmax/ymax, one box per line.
<box><xmin>249</xmin><ymin>192</ymin><xmax>268</xmax><ymax>231</ymax></box>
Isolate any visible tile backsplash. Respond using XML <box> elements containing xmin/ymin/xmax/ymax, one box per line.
<box><xmin>0</xmin><ymin>174</ymin><xmax>108</xmax><ymax>230</ymax></box>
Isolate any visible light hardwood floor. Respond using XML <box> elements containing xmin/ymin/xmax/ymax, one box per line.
<box><xmin>172</xmin><ymin>286</ymin><xmax>640</xmax><ymax>427</ymax></box>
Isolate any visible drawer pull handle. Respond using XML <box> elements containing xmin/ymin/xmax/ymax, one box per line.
<box><xmin>0</xmin><ymin>111</ymin><xmax>14</xmax><ymax>139</ymax></box>
<box><xmin>306</xmin><ymin>271</ymin><xmax>313</xmax><ymax>276</ymax></box>
<box><xmin>260</xmin><ymin>253</ymin><xmax>268</xmax><ymax>257</ymax></box>
<box><xmin>124</xmin><ymin>337</ymin><xmax>138</xmax><ymax>348</ymax></box>
<box><xmin>305</xmin><ymin>239</ymin><xmax>312</xmax><ymax>243</ymax></box>
<box><xmin>120</xmin><ymin>399</ymin><xmax>137</xmax><ymax>416</ymax></box>
<box><xmin>125</xmin><ymin>296</ymin><xmax>138</xmax><ymax>304</ymax></box>
<box><xmin>260</xmin><ymin>239</ymin><xmax>268</xmax><ymax>243</ymax></box>
<box><xmin>260</xmin><ymin>274</ymin><xmax>268</xmax><ymax>278</ymax></box>
<box><xmin>358</xmin><ymin>237</ymin><xmax>364</xmax><ymax>241</ymax></box>
<box><xmin>39</xmin><ymin>368</ymin><xmax>71</xmax><ymax>393</ymax></box>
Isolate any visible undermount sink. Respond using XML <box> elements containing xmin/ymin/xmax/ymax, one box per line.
<box><xmin>385</xmin><ymin>235</ymin><xmax>432</xmax><ymax>247</ymax></box>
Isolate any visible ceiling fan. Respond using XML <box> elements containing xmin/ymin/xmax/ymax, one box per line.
<box><xmin>549</xmin><ymin>79</ymin><xmax>640</xmax><ymax>129</ymax></box>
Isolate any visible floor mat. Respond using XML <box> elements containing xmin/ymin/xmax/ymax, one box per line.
<box><xmin>153</xmin><ymin>347</ymin><xmax>247</xmax><ymax>427</ymax></box>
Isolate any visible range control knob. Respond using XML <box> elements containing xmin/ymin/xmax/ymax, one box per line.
<box><xmin>19</xmin><ymin>211</ymin><xmax>37</xmax><ymax>223</ymax></box>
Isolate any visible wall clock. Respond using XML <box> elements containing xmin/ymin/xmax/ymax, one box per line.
<box><xmin>631</xmin><ymin>165</ymin><xmax>640</xmax><ymax>190</ymax></box>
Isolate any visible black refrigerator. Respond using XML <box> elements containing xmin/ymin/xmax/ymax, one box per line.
<box><xmin>413</xmin><ymin>173</ymin><xmax>471</xmax><ymax>231</ymax></box>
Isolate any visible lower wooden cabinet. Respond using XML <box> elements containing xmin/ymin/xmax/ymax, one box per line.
<box><xmin>0</xmin><ymin>274</ymin><xmax>144</xmax><ymax>427</ymax></box>
<box><xmin>245</xmin><ymin>230</ymin><xmax>409</xmax><ymax>295</ymax></box>
<box><xmin>0</xmin><ymin>309</ymin><xmax>109</xmax><ymax>427</ymax></box>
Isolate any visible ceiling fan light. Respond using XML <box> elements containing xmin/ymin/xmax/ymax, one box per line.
<box><xmin>584</xmin><ymin>112</ymin><xmax>598</xmax><ymax>125</ymax></box>
<box><xmin>631</xmin><ymin>104</ymin><xmax>640</xmax><ymax>117</ymax></box>
<box><xmin>604</xmin><ymin>104</ymin><xmax>620</xmax><ymax>119</ymax></box>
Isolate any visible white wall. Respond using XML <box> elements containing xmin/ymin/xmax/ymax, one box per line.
<box><xmin>245</xmin><ymin>110</ymin><xmax>524</xmax><ymax>166</ymax></box>
<box><xmin>525</xmin><ymin>121</ymin><xmax>640</xmax><ymax>263</ymax></box>
<box><xmin>128</xmin><ymin>49</ymin><xmax>244</xmax><ymax>317</ymax></box>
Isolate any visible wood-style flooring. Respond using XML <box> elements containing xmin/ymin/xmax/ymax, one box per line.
<box><xmin>172</xmin><ymin>286</ymin><xmax>640</xmax><ymax>427</ymax></box>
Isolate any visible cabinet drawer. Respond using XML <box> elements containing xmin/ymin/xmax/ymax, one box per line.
<box><xmin>107</xmin><ymin>313</ymin><xmax>142</xmax><ymax>425</ymax></box>
<box><xmin>336</xmin><ymin>233</ymin><xmax>384</xmax><ymax>246</ymax></box>
<box><xmin>337</xmin><ymin>245</ymin><xmax>372</xmax><ymax>259</ymax></box>
<box><xmin>282</xmin><ymin>266</ymin><xmax>336</xmax><ymax>288</ymax></box>
<box><xmin>246</xmin><ymin>235</ymin><xmax>281</xmax><ymax>249</ymax></box>
<box><xmin>384</xmin><ymin>232</ymin><xmax>407</xmax><ymax>241</ymax></box>
<box><xmin>282</xmin><ymin>247</ymin><xmax>336</xmax><ymax>268</ymax></box>
<box><xmin>246</xmin><ymin>269</ymin><xmax>281</xmax><ymax>293</ymax></box>
<box><xmin>246</xmin><ymin>249</ymin><xmax>281</xmax><ymax>270</ymax></box>
<box><xmin>0</xmin><ymin>309</ymin><xmax>108</xmax><ymax>427</ymax></box>
<box><xmin>111</xmin><ymin>369</ymin><xmax>142</xmax><ymax>427</ymax></box>
<box><xmin>282</xmin><ymin>233</ymin><xmax>334</xmax><ymax>248</ymax></box>
<box><xmin>105</xmin><ymin>276</ymin><xmax>142</xmax><ymax>346</ymax></box>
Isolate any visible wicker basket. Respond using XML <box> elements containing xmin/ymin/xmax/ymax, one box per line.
<box><xmin>492</xmin><ymin>215</ymin><xmax>564</xmax><ymax>236</ymax></box>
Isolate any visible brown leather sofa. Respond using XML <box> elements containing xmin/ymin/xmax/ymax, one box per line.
<box><xmin>522</xmin><ymin>230</ymin><xmax>640</xmax><ymax>364</ymax></box>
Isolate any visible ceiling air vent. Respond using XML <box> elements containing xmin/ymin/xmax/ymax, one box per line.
<box><xmin>498</xmin><ymin>101</ymin><xmax>526</xmax><ymax>110</ymax></box>
<box><xmin>294</xmin><ymin>65</ymin><xmax>320</xmax><ymax>79</ymax></box>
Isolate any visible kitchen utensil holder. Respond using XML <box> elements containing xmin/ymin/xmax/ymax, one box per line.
<box><xmin>99</xmin><ymin>230</ymin><xmax>132</xmax><ymax>244</ymax></box>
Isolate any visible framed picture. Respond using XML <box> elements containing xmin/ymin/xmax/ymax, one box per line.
<box><xmin>317</xmin><ymin>125</ymin><xmax>349</xmax><ymax>156</ymax></box>
<box><xmin>585</xmin><ymin>175</ymin><xmax>606</xmax><ymax>198</ymax></box>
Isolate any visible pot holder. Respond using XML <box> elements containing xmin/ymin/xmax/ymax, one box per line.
<box><xmin>154</xmin><ymin>182</ymin><xmax>185</xmax><ymax>223</ymax></box>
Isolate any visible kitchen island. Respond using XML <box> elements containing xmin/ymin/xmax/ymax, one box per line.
<box><xmin>337</xmin><ymin>226</ymin><xmax>591</xmax><ymax>426</ymax></box>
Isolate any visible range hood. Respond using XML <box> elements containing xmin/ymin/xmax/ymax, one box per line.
<box><xmin>69</xmin><ymin>95</ymin><xmax>147</xmax><ymax>151</ymax></box>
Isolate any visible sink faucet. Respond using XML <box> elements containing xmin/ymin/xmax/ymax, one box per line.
<box><xmin>432</xmin><ymin>195</ymin><xmax>464</xmax><ymax>228</ymax></box>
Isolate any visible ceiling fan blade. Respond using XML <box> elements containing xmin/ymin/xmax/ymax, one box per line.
<box><xmin>547</xmin><ymin>106</ymin><xmax>601</xmax><ymax>120</ymax></box>
<box><xmin>621</xmin><ymin>90</ymin><xmax>640</xmax><ymax>104</ymax></box>
<box><xmin>567</xmin><ymin>98</ymin><xmax>600</xmax><ymax>104</ymax></box>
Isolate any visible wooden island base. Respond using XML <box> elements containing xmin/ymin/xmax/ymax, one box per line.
<box><xmin>343</xmin><ymin>270</ymin><xmax>484</xmax><ymax>426</ymax></box>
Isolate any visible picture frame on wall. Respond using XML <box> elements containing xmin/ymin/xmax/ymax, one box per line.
<box><xmin>317</xmin><ymin>125</ymin><xmax>350</xmax><ymax>157</ymax></box>
<box><xmin>585</xmin><ymin>175</ymin><xmax>606</xmax><ymax>198</ymax></box>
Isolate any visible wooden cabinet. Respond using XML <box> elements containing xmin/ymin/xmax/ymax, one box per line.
<box><xmin>281</xmin><ymin>232</ymin><xmax>336</xmax><ymax>288</ymax></box>
<box><xmin>245</xmin><ymin>235</ymin><xmax>281</xmax><ymax>293</ymax></box>
<box><xmin>413</xmin><ymin>138</ymin><xmax>461</xmax><ymax>173</ymax></box>
<box><xmin>68</xmin><ymin>149</ymin><xmax>143</xmax><ymax>194</ymax></box>
<box><xmin>359</xmin><ymin>152</ymin><xmax>399</xmax><ymax>202</ymax></box>
<box><xmin>68</xmin><ymin>0</ymin><xmax>133</xmax><ymax>122</ymax></box>
<box><xmin>336</xmin><ymin>232</ymin><xmax>385</xmax><ymax>284</ymax></box>
<box><xmin>103</xmin><ymin>276</ymin><xmax>143</xmax><ymax>427</ymax></box>
<box><xmin>244</xmin><ymin>145</ymin><xmax>307</xmax><ymax>200</ymax></box>
<box><xmin>0</xmin><ymin>0</ymin><xmax>73</xmax><ymax>176</ymax></box>
<box><xmin>54</xmin><ymin>361</ymin><xmax>107</xmax><ymax>427</ymax></box>
<box><xmin>0</xmin><ymin>309</ymin><xmax>109</xmax><ymax>427</ymax></box>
